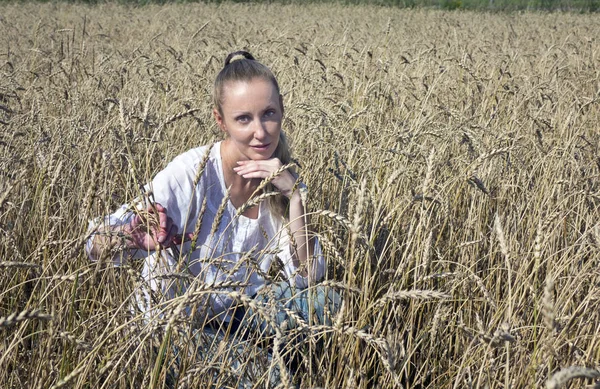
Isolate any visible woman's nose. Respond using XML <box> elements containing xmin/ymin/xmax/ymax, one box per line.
<box><xmin>252</xmin><ymin>119</ymin><xmax>268</xmax><ymax>140</ymax></box>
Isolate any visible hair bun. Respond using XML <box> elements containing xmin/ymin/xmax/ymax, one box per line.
<box><xmin>224</xmin><ymin>51</ymin><xmax>256</xmax><ymax>67</ymax></box>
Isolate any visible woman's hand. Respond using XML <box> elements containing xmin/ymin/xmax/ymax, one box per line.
<box><xmin>124</xmin><ymin>203</ymin><xmax>180</xmax><ymax>250</ymax></box>
<box><xmin>233</xmin><ymin>158</ymin><xmax>297</xmax><ymax>198</ymax></box>
<box><xmin>88</xmin><ymin>202</ymin><xmax>194</xmax><ymax>261</ymax></box>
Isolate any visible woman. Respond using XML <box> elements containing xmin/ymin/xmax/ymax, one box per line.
<box><xmin>86</xmin><ymin>51</ymin><xmax>338</xmax><ymax>383</ymax></box>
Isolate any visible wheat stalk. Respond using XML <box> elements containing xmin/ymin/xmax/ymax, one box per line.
<box><xmin>373</xmin><ymin>289</ymin><xmax>450</xmax><ymax>310</ymax></box>
<box><xmin>546</xmin><ymin>366</ymin><xmax>600</xmax><ymax>389</ymax></box>
<box><xmin>0</xmin><ymin>309</ymin><xmax>53</xmax><ymax>328</ymax></box>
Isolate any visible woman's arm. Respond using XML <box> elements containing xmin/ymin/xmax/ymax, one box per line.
<box><xmin>87</xmin><ymin>146</ymin><xmax>213</xmax><ymax>262</ymax></box>
<box><xmin>87</xmin><ymin>203</ymin><xmax>178</xmax><ymax>261</ymax></box>
<box><xmin>286</xmin><ymin>188</ymin><xmax>313</xmax><ymax>277</ymax></box>
<box><xmin>234</xmin><ymin>159</ymin><xmax>324</xmax><ymax>283</ymax></box>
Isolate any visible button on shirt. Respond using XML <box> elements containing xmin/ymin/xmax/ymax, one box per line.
<box><xmin>87</xmin><ymin>142</ymin><xmax>325</xmax><ymax>321</ymax></box>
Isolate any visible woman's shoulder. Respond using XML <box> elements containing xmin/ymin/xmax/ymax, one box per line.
<box><xmin>168</xmin><ymin>142</ymin><xmax>220</xmax><ymax>170</ymax></box>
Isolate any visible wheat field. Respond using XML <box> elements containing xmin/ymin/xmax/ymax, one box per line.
<box><xmin>1</xmin><ymin>2</ymin><xmax>600</xmax><ymax>388</ymax></box>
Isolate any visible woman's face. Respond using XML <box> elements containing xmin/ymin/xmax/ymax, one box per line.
<box><xmin>215</xmin><ymin>78</ymin><xmax>283</xmax><ymax>162</ymax></box>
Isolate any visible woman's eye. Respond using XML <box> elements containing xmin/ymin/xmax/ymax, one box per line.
<box><xmin>263</xmin><ymin>110</ymin><xmax>275</xmax><ymax>118</ymax></box>
<box><xmin>237</xmin><ymin>115</ymin><xmax>250</xmax><ymax>123</ymax></box>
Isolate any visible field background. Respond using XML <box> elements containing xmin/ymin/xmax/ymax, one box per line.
<box><xmin>1</xmin><ymin>2</ymin><xmax>600</xmax><ymax>389</ymax></box>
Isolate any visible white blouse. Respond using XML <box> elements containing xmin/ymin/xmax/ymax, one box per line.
<box><xmin>86</xmin><ymin>142</ymin><xmax>325</xmax><ymax>321</ymax></box>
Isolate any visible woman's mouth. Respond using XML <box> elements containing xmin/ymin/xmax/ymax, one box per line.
<box><xmin>250</xmin><ymin>143</ymin><xmax>270</xmax><ymax>151</ymax></box>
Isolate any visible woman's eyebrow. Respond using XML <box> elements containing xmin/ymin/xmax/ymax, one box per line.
<box><xmin>231</xmin><ymin>105</ymin><xmax>276</xmax><ymax>114</ymax></box>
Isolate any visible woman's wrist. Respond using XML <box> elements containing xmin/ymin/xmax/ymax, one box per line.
<box><xmin>284</xmin><ymin>182</ymin><xmax>307</xmax><ymax>200</ymax></box>
<box><xmin>111</xmin><ymin>222</ymin><xmax>137</xmax><ymax>250</ymax></box>
<box><xmin>285</xmin><ymin>187</ymin><xmax>299</xmax><ymax>200</ymax></box>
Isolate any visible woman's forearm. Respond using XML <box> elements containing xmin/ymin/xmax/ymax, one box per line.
<box><xmin>87</xmin><ymin>222</ymin><xmax>137</xmax><ymax>261</ymax></box>
<box><xmin>287</xmin><ymin>189</ymin><xmax>315</xmax><ymax>278</ymax></box>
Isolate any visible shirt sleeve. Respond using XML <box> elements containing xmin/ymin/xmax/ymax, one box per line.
<box><xmin>145</xmin><ymin>148</ymin><xmax>205</xmax><ymax>233</ymax></box>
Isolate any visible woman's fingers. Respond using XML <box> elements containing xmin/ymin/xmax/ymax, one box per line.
<box><xmin>127</xmin><ymin>203</ymin><xmax>178</xmax><ymax>249</ymax></box>
<box><xmin>234</xmin><ymin>159</ymin><xmax>285</xmax><ymax>178</ymax></box>
<box><xmin>236</xmin><ymin>169</ymin><xmax>270</xmax><ymax>179</ymax></box>
<box><xmin>143</xmin><ymin>203</ymin><xmax>171</xmax><ymax>244</ymax></box>
<box><xmin>156</xmin><ymin>213</ymin><xmax>175</xmax><ymax>244</ymax></box>
<box><xmin>153</xmin><ymin>203</ymin><xmax>169</xmax><ymax>232</ymax></box>
<box><xmin>166</xmin><ymin>220</ymin><xmax>177</xmax><ymax>243</ymax></box>
<box><xmin>234</xmin><ymin>159</ymin><xmax>297</xmax><ymax>196</ymax></box>
<box><xmin>234</xmin><ymin>158</ymin><xmax>278</xmax><ymax>169</ymax></box>
<box><xmin>170</xmin><ymin>231</ymin><xmax>195</xmax><ymax>246</ymax></box>
<box><xmin>129</xmin><ymin>214</ymin><xmax>142</xmax><ymax>229</ymax></box>
<box><xmin>153</xmin><ymin>202</ymin><xmax>166</xmax><ymax>213</ymax></box>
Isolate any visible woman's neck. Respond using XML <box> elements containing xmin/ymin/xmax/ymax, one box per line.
<box><xmin>220</xmin><ymin>141</ymin><xmax>260</xmax><ymax>206</ymax></box>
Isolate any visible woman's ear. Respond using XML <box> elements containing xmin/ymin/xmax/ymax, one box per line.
<box><xmin>213</xmin><ymin>108</ymin><xmax>225</xmax><ymax>131</ymax></box>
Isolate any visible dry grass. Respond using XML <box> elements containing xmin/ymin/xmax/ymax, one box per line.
<box><xmin>1</xmin><ymin>2</ymin><xmax>600</xmax><ymax>388</ymax></box>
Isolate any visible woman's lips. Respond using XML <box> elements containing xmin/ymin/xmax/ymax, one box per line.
<box><xmin>251</xmin><ymin>143</ymin><xmax>270</xmax><ymax>151</ymax></box>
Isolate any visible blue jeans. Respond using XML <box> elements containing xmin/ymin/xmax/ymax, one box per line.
<box><xmin>232</xmin><ymin>281</ymin><xmax>341</xmax><ymax>332</ymax></box>
<box><xmin>176</xmin><ymin>281</ymin><xmax>341</xmax><ymax>388</ymax></box>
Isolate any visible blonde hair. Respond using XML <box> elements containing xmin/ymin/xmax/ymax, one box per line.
<box><xmin>214</xmin><ymin>51</ymin><xmax>294</xmax><ymax>218</ymax></box>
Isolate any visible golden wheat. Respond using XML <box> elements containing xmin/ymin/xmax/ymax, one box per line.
<box><xmin>0</xmin><ymin>2</ymin><xmax>599</xmax><ymax>388</ymax></box>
